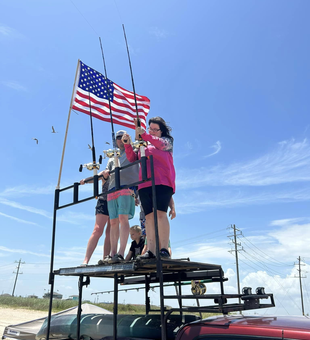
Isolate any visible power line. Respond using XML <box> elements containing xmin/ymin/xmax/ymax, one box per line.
<box><xmin>240</xmin><ymin>234</ymin><xmax>293</xmax><ymax>267</ymax></box>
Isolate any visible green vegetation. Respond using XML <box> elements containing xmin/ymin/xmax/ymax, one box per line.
<box><xmin>0</xmin><ymin>296</ymin><xmax>152</xmax><ymax>314</ymax></box>
<box><xmin>0</xmin><ymin>295</ymin><xmax>215</xmax><ymax>318</ymax></box>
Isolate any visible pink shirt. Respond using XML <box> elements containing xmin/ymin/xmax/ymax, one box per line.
<box><xmin>124</xmin><ymin>132</ymin><xmax>176</xmax><ymax>193</ymax></box>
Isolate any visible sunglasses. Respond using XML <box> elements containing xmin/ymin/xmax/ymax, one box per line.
<box><xmin>149</xmin><ymin>127</ymin><xmax>161</xmax><ymax>132</ymax></box>
<box><xmin>116</xmin><ymin>136</ymin><xmax>123</xmax><ymax>140</ymax></box>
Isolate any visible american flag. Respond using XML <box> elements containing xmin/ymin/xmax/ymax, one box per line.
<box><xmin>71</xmin><ymin>60</ymin><xmax>150</xmax><ymax>130</ymax></box>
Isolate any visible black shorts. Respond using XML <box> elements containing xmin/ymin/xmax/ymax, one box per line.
<box><xmin>138</xmin><ymin>185</ymin><xmax>173</xmax><ymax>216</ymax></box>
<box><xmin>95</xmin><ymin>198</ymin><xmax>109</xmax><ymax>216</ymax></box>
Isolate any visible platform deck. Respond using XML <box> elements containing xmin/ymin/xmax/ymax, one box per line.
<box><xmin>54</xmin><ymin>258</ymin><xmax>226</xmax><ymax>282</ymax></box>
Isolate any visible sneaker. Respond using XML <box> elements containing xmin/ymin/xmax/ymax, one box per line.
<box><xmin>103</xmin><ymin>255</ymin><xmax>112</xmax><ymax>263</ymax></box>
<box><xmin>78</xmin><ymin>263</ymin><xmax>88</xmax><ymax>267</ymax></box>
<box><xmin>108</xmin><ymin>254</ymin><xmax>124</xmax><ymax>264</ymax></box>
<box><xmin>136</xmin><ymin>250</ymin><xmax>156</xmax><ymax>261</ymax></box>
<box><xmin>160</xmin><ymin>248</ymin><xmax>171</xmax><ymax>259</ymax></box>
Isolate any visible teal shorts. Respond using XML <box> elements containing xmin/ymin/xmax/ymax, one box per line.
<box><xmin>107</xmin><ymin>195</ymin><xmax>135</xmax><ymax>220</ymax></box>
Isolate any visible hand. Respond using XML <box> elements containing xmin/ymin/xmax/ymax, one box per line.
<box><xmin>134</xmin><ymin>118</ymin><xmax>145</xmax><ymax>137</ymax></box>
<box><xmin>80</xmin><ymin>179</ymin><xmax>85</xmax><ymax>185</ymax></box>
<box><xmin>122</xmin><ymin>133</ymin><xmax>131</xmax><ymax>144</ymax></box>
<box><xmin>169</xmin><ymin>207</ymin><xmax>176</xmax><ymax>220</ymax></box>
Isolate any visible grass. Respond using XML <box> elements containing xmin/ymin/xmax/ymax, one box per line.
<box><xmin>0</xmin><ymin>295</ymin><xmax>215</xmax><ymax>318</ymax></box>
<box><xmin>0</xmin><ymin>295</ymin><xmax>142</xmax><ymax>314</ymax></box>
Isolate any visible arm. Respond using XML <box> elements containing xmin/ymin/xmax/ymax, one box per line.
<box><xmin>80</xmin><ymin>170</ymin><xmax>109</xmax><ymax>185</ymax></box>
<box><xmin>168</xmin><ymin>197</ymin><xmax>176</xmax><ymax>220</ymax></box>
<box><xmin>142</xmin><ymin>133</ymin><xmax>173</xmax><ymax>152</ymax></box>
<box><xmin>124</xmin><ymin>143</ymin><xmax>138</xmax><ymax>162</ymax></box>
<box><xmin>122</xmin><ymin>132</ymin><xmax>139</xmax><ymax>162</ymax></box>
<box><xmin>141</xmin><ymin>244</ymin><xmax>147</xmax><ymax>255</ymax></box>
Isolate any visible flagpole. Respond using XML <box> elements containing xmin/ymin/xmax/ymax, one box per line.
<box><xmin>56</xmin><ymin>59</ymin><xmax>80</xmax><ymax>189</ymax></box>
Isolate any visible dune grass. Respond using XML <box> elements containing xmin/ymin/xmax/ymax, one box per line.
<box><xmin>0</xmin><ymin>295</ymin><xmax>144</xmax><ymax>314</ymax></box>
<box><xmin>0</xmin><ymin>295</ymin><xmax>215</xmax><ymax>318</ymax></box>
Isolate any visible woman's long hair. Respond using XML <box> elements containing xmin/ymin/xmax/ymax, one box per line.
<box><xmin>148</xmin><ymin>116</ymin><xmax>174</xmax><ymax>142</ymax></box>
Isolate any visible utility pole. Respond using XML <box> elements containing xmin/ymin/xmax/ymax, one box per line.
<box><xmin>12</xmin><ymin>259</ymin><xmax>25</xmax><ymax>297</ymax></box>
<box><xmin>228</xmin><ymin>225</ymin><xmax>243</xmax><ymax>305</ymax></box>
<box><xmin>294</xmin><ymin>256</ymin><xmax>306</xmax><ymax>315</ymax></box>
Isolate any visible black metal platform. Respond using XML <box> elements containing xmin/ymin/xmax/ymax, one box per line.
<box><xmin>47</xmin><ymin>157</ymin><xmax>276</xmax><ymax>340</ymax></box>
<box><xmin>54</xmin><ymin>258</ymin><xmax>225</xmax><ymax>280</ymax></box>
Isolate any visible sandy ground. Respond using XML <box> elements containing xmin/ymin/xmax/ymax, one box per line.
<box><xmin>0</xmin><ymin>307</ymin><xmax>48</xmax><ymax>337</ymax></box>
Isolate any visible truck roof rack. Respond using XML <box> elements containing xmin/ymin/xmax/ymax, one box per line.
<box><xmin>48</xmin><ymin>156</ymin><xmax>275</xmax><ymax>340</ymax></box>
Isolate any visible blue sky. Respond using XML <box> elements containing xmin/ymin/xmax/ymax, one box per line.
<box><xmin>1</xmin><ymin>0</ymin><xmax>310</xmax><ymax>316</ymax></box>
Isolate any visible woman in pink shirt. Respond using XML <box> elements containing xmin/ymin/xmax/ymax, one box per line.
<box><xmin>123</xmin><ymin>117</ymin><xmax>176</xmax><ymax>259</ymax></box>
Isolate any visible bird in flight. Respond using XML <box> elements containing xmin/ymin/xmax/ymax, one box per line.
<box><xmin>32</xmin><ymin>138</ymin><xmax>38</xmax><ymax>144</ymax></box>
<box><xmin>52</xmin><ymin>126</ymin><xmax>58</xmax><ymax>133</ymax></box>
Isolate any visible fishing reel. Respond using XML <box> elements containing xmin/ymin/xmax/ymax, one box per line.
<box><xmin>191</xmin><ymin>280</ymin><xmax>207</xmax><ymax>296</ymax></box>
<box><xmin>79</xmin><ymin>162</ymin><xmax>100</xmax><ymax>172</ymax></box>
<box><xmin>132</xmin><ymin>140</ymin><xmax>147</xmax><ymax>149</ymax></box>
<box><xmin>103</xmin><ymin>148</ymin><xmax>120</xmax><ymax>159</ymax></box>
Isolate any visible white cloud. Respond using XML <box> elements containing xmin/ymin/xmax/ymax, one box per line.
<box><xmin>0</xmin><ymin>24</ymin><xmax>22</xmax><ymax>38</ymax></box>
<box><xmin>149</xmin><ymin>27</ymin><xmax>169</xmax><ymax>40</ymax></box>
<box><xmin>0</xmin><ymin>198</ymin><xmax>51</xmax><ymax>218</ymax></box>
<box><xmin>0</xmin><ymin>246</ymin><xmax>50</xmax><ymax>258</ymax></box>
<box><xmin>174</xmin><ymin>242</ymin><xmax>232</xmax><ymax>263</ymax></box>
<box><xmin>177</xmin><ymin>138</ymin><xmax>310</xmax><ymax>189</ymax></box>
<box><xmin>203</xmin><ymin>141</ymin><xmax>222</xmax><ymax>158</ymax></box>
<box><xmin>1</xmin><ymin>81</ymin><xmax>27</xmax><ymax>92</ymax></box>
<box><xmin>175</xmin><ymin>187</ymin><xmax>310</xmax><ymax>213</ymax></box>
<box><xmin>0</xmin><ymin>184</ymin><xmax>56</xmax><ymax>197</ymax></box>
<box><xmin>270</xmin><ymin>217</ymin><xmax>309</xmax><ymax>227</ymax></box>
<box><xmin>0</xmin><ymin>212</ymin><xmax>39</xmax><ymax>226</ymax></box>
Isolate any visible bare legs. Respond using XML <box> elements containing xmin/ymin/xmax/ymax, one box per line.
<box><xmin>118</xmin><ymin>214</ymin><xmax>130</xmax><ymax>257</ymax></box>
<box><xmin>82</xmin><ymin>214</ymin><xmax>109</xmax><ymax>264</ymax></box>
<box><xmin>110</xmin><ymin>214</ymin><xmax>130</xmax><ymax>258</ymax></box>
<box><xmin>103</xmin><ymin>218</ymin><xmax>111</xmax><ymax>257</ymax></box>
<box><xmin>145</xmin><ymin>210</ymin><xmax>170</xmax><ymax>255</ymax></box>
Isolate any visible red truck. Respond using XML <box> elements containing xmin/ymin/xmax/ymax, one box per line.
<box><xmin>176</xmin><ymin>314</ymin><xmax>310</xmax><ymax>340</ymax></box>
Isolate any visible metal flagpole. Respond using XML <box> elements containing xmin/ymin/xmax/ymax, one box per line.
<box><xmin>56</xmin><ymin>59</ymin><xmax>80</xmax><ymax>189</ymax></box>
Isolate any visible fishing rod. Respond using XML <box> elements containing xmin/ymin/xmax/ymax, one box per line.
<box><xmin>99</xmin><ymin>37</ymin><xmax>120</xmax><ymax>189</ymax></box>
<box><xmin>91</xmin><ymin>279</ymin><xmax>210</xmax><ymax>296</ymax></box>
<box><xmin>78</xmin><ymin>68</ymin><xmax>101</xmax><ymax>196</ymax></box>
<box><xmin>122</xmin><ymin>24</ymin><xmax>147</xmax><ymax>181</ymax></box>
